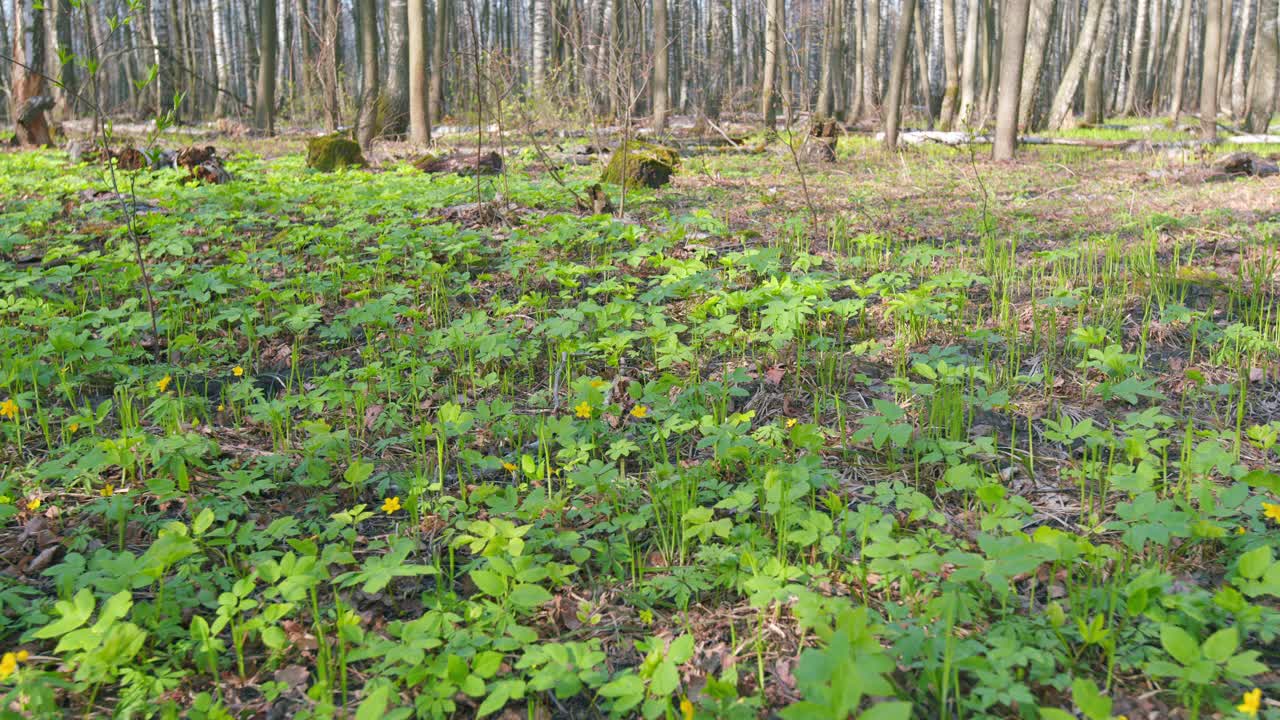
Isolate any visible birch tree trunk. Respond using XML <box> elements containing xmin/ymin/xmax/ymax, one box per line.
<box><xmin>883</xmin><ymin>0</ymin><xmax>918</xmax><ymax>146</ymax></box>
<box><xmin>1045</xmin><ymin>0</ymin><xmax>1105</xmax><ymax>130</ymax></box>
<box><xmin>653</xmin><ymin>0</ymin><xmax>669</xmax><ymax>129</ymax></box>
<box><xmin>1083</xmin><ymin>0</ymin><xmax>1114</xmax><ymax>124</ymax></box>
<box><xmin>212</xmin><ymin>0</ymin><xmax>232</xmax><ymax>115</ymax></box>
<box><xmin>1231</xmin><ymin>0</ymin><xmax>1255</xmax><ymax>119</ymax></box>
<box><xmin>959</xmin><ymin>0</ymin><xmax>981</xmax><ymax>124</ymax></box>
<box><xmin>1169</xmin><ymin>0</ymin><xmax>1192</xmax><ymax>122</ymax></box>
<box><xmin>1017</xmin><ymin>0</ymin><xmax>1054</xmax><ymax>130</ymax></box>
<box><xmin>533</xmin><ymin>0</ymin><xmax>548</xmax><ymax>87</ymax></box>
<box><xmin>761</xmin><ymin>0</ymin><xmax>781</xmax><ymax>127</ymax></box>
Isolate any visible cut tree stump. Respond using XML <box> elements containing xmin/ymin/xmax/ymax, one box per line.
<box><xmin>177</xmin><ymin>146</ymin><xmax>233</xmax><ymax>184</ymax></box>
<box><xmin>414</xmin><ymin>151</ymin><xmax>504</xmax><ymax>176</ymax></box>
<box><xmin>1211</xmin><ymin>152</ymin><xmax>1279</xmax><ymax>178</ymax></box>
<box><xmin>601</xmin><ymin>141</ymin><xmax>679</xmax><ymax>189</ymax></box>
<box><xmin>14</xmin><ymin>95</ymin><xmax>55</xmax><ymax>147</ymax></box>
<box><xmin>806</xmin><ymin>118</ymin><xmax>841</xmax><ymax>162</ymax></box>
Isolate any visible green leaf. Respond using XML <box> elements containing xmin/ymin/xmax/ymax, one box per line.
<box><xmin>354</xmin><ymin>683</ymin><xmax>389</xmax><ymax>720</ymax></box>
<box><xmin>1037</xmin><ymin>710</ymin><xmax>1078</xmax><ymax>720</ymax></box>
<box><xmin>1237</xmin><ymin>545</ymin><xmax>1273</xmax><ymax>580</ymax></box>
<box><xmin>858</xmin><ymin>701</ymin><xmax>913</xmax><ymax>720</ymax></box>
<box><xmin>1071</xmin><ymin>678</ymin><xmax>1112</xmax><ymax>720</ymax></box>
<box><xmin>33</xmin><ymin>588</ymin><xmax>95</xmax><ymax>639</ymax></box>
<box><xmin>507</xmin><ymin>583</ymin><xmax>551</xmax><ymax>609</ymax></box>
<box><xmin>1160</xmin><ymin>624</ymin><xmax>1200</xmax><ymax>666</ymax></box>
<box><xmin>344</xmin><ymin>459</ymin><xmax>374</xmax><ymax>487</ymax></box>
<box><xmin>1201</xmin><ymin>626</ymin><xmax>1238</xmax><ymax>663</ymax></box>
<box><xmin>470</xmin><ymin>569</ymin><xmax>507</xmax><ymax>597</ymax></box>
<box><xmin>192</xmin><ymin>507</ymin><xmax>215</xmax><ymax>535</ymax></box>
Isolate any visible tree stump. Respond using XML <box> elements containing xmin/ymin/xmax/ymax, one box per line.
<box><xmin>306</xmin><ymin>133</ymin><xmax>366</xmax><ymax>171</ymax></box>
<box><xmin>177</xmin><ymin>146</ymin><xmax>233</xmax><ymax>184</ymax></box>
<box><xmin>601</xmin><ymin>141</ymin><xmax>679</xmax><ymax>189</ymax></box>
<box><xmin>806</xmin><ymin>118</ymin><xmax>840</xmax><ymax>163</ymax></box>
<box><xmin>14</xmin><ymin>95</ymin><xmax>54</xmax><ymax>147</ymax></box>
<box><xmin>414</xmin><ymin>151</ymin><xmax>504</xmax><ymax>176</ymax></box>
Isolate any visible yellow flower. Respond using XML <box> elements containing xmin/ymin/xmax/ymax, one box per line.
<box><xmin>1264</xmin><ymin>502</ymin><xmax>1280</xmax><ymax>524</ymax></box>
<box><xmin>574</xmin><ymin>401</ymin><xmax>592</xmax><ymax>419</ymax></box>
<box><xmin>0</xmin><ymin>399</ymin><xmax>17</xmax><ymax>420</ymax></box>
<box><xmin>503</xmin><ymin>462</ymin><xmax>517</xmax><ymax>472</ymax></box>
<box><xmin>1238</xmin><ymin>688</ymin><xmax>1262</xmax><ymax>717</ymax></box>
<box><xmin>232</xmin><ymin>366</ymin><xmax>245</xmax><ymax>377</ymax></box>
<box><xmin>785</xmin><ymin>418</ymin><xmax>797</xmax><ymax>428</ymax></box>
<box><xmin>382</xmin><ymin>496</ymin><xmax>402</xmax><ymax>514</ymax></box>
<box><xmin>630</xmin><ymin>405</ymin><xmax>649</xmax><ymax>419</ymax></box>
<box><xmin>217</xmin><ymin>404</ymin><xmax>226</xmax><ymax>412</ymax></box>
<box><xmin>68</xmin><ymin>423</ymin><xmax>79</xmax><ymax>433</ymax></box>
<box><xmin>100</xmin><ymin>484</ymin><xmax>114</xmax><ymax>498</ymax></box>
<box><xmin>13</xmin><ymin>651</ymin><xmax>27</xmax><ymax>663</ymax></box>
<box><xmin>590</xmin><ymin>379</ymin><xmax>608</xmax><ymax>390</ymax></box>
<box><xmin>680</xmin><ymin>697</ymin><xmax>694</xmax><ymax>720</ymax></box>
<box><xmin>0</xmin><ymin>652</ymin><xmax>15</xmax><ymax>681</ymax></box>
<box><xmin>156</xmin><ymin>374</ymin><xmax>172</xmax><ymax>393</ymax></box>
<box><xmin>1237</xmin><ymin>526</ymin><xmax>1247</xmax><ymax>535</ymax></box>
<box><xmin>25</xmin><ymin>498</ymin><xmax>40</xmax><ymax>511</ymax></box>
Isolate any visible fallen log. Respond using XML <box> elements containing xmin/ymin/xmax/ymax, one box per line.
<box><xmin>878</xmin><ymin>130</ymin><xmax>1280</xmax><ymax>151</ymax></box>
<box><xmin>415</xmin><ymin>151</ymin><xmax>504</xmax><ymax>175</ymax></box>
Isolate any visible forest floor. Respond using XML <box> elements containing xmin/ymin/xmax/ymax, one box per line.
<box><xmin>1</xmin><ymin>119</ymin><xmax>1279</xmax><ymax>720</ymax></box>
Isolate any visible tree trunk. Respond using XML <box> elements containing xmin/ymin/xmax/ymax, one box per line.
<box><xmin>653</xmin><ymin>0</ymin><xmax>669</xmax><ymax>130</ymax></box>
<box><xmin>430</xmin><ymin>0</ymin><xmax>448</xmax><ymax>122</ymax></box>
<box><xmin>383</xmin><ymin>0</ymin><xmax>410</xmax><ymax>135</ymax></box>
<box><xmin>938</xmin><ymin>0</ymin><xmax>960</xmax><ymax>128</ymax></box>
<box><xmin>1017</xmin><ymin>0</ymin><xmax>1054</xmax><ymax>130</ymax></box>
<box><xmin>1245</xmin><ymin>0</ymin><xmax>1278</xmax><ymax>132</ymax></box>
<box><xmin>355</xmin><ymin>0</ymin><xmax>378</xmax><ymax>146</ymax></box>
<box><xmin>51</xmin><ymin>0</ymin><xmax>76</xmax><ymax>116</ymax></box>
<box><xmin>993</xmin><ymin>0</ymin><xmax>1032</xmax><ymax>159</ymax></box>
<box><xmin>1083</xmin><ymin>0</ymin><xmax>1114</xmax><ymax>124</ymax></box>
<box><xmin>254</xmin><ymin>0</ymin><xmax>278</xmax><ymax>133</ymax></box>
<box><xmin>883</xmin><ymin>0</ymin><xmax>919</xmax><ymax>147</ymax></box>
<box><xmin>959</xmin><ymin>0</ymin><xmax>981</xmax><ymax>124</ymax></box>
<box><xmin>11</xmin><ymin>0</ymin><xmax>51</xmax><ymax>145</ymax></box>
<box><xmin>533</xmin><ymin>0</ymin><xmax>549</xmax><ymax>87</ymax></box>
<box><xmin>861</xmin><ymin>0</ymin><xmax>880</xmax><ymax>119</ymax></box>
<box><xmin>409</xmin><ymin>0</ymin><xmax>432</xmax><ymax>142</ymax></box>
<box><xmin>1045</xmin><ymin>0</ymin><xmax>1105</xmax><ymax>130</ymax></box>
<box><xmin>816</xmin><ymin>0</ymin><xmax>843</xmax><ymax>117</ymax></box>
<box><xmin>212</xmin><ymin>0</ymin><xmax>233</xmax><ymax>115</ymax></box>
<box><xmin>320</xmin><ymin>0</ymin><xmax>341</xmax><ymax>129</ymax></box>
<box><xmin>1169</xmin><ymin>0</ymin><xmax>1192</xmax><ymax>122</ymax></box>
<box><xmin>761</xmin><ymin>0</ymin><xmax>781</xmax><ymax>128</ymax></box>
<box><xmin>1120</xmin><ymin>0</ymin><xmax>1148</xmax><ymax>114</ymax></box>
<box><xmin>1232</xmin><ymin>0</ymin><xmax>1256</xmax><ymax>120</ymax></box>
<box><xmin>1202</xmin><ymin>0</ymin><xmax>1223</xmax><ymax>140</ymax></box>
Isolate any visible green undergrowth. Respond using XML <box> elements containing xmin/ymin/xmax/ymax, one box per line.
<box><xmin>0</xmin><ymin>144</ymin><xmax>1278</xmax><ymax>719</ymax></box>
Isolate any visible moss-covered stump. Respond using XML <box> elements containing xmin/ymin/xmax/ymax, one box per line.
<box><xmin>305</xmin><ymin>133</ymin><xmax>365</xmax><ymax>171</ymax></box>
<box><xmin>601</xmin><ymin>141</ymin><xmax>679</xmax><ymax>189</ymax></box>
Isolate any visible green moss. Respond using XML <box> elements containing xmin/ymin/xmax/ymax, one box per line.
<box><xmin>601</xmin><ymin>141</ymin><xmax>679</xmax><ymax>189</ymax></box>
<box><xmin>305</xmin><ymin>133</ymin><xmax>366</xmax><ymax>172</ymax></box>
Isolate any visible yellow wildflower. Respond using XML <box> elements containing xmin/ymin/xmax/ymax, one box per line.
<box><xmin>1264</xmin><ymin>502</ymin><xmax>1280</xmax><ymax>524</ymax></box>
<box><xmin>0</xmin><ymin>399</ymin><xmax>17</xmax><ymax>420</ymax></box>
<box><xmin>232</xmin><ymin>366</ymin><xmax>245</xmax><ymax>377</ymax></box>
<box><xmin>25</xmin><ymin>498</ymin><xmax>40</xmax><ymax>512</ymax></box>
<box><xmin>0</xmin><ymin>652</ymin><xmax>15</xmax><ymax>681</ymax></box>
<box><xmin>785</xmin><ymin>418</ymin><xmax>798</xmax><ymax>428</ymax></box>
<box><xmin>1237</xmin><ymin>526</ymin><xmax>1247</xmax><ymax>535</ymax></box>
<box><xmin>630</xmin><ymin>405</ymin><xmax>649</xmax><ymax>419</ymax></box>
<box><xmin>68</xmin><ymin>423</ymin><xmax>79</xmax><ymax>433</ymax></box>
<box><xmin>156</xmin><ymin>374</ymin><xmax>172</xmax><ymax>393</ymax></box>
<box><xmin>382</xmin><ymin>496</ymin><xmax>402</xmax><ymax>514</ymax></box>
<box><xmin>503</xmin><ymin>462</ymin><xmax>517</xmax><ymax>472</ymax></box>
<box><xmin>590</xmin><ymin>379</ymin><xmax>608</xmax><ymax>390</ymax></box>
<box><xmin>100</xmin><ymin>484</ymin><xmax>115</xmax><ymax>498</ymax></box>
<box><xmin>217</xmin><ymin>404</ymin><xmax>226</xmax><ymax>412</ymax></box>
<box><xmin>574</xmin><ymin>401</ymin><xmax>592</xmax><ymax>419</ymax></box>
<box><xmin>680</xmin><ymin>697</ymin><xmax>694</xmax><ymax>720</ymax></box>
<box><xmin>13</xmin><ymin>651</ymin><xmax>26</xmax><ymax>663</ymax></box>
<box><xmin>1238</xmin><ymin>688</ymin><xmax>1262</xmax><ymax>717</ymax></box>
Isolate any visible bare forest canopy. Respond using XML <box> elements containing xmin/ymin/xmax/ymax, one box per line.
<box><xmin>2</xmin><ymin>0</ymin><xmax>1278</xmax><ymax>151</ymax></box>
